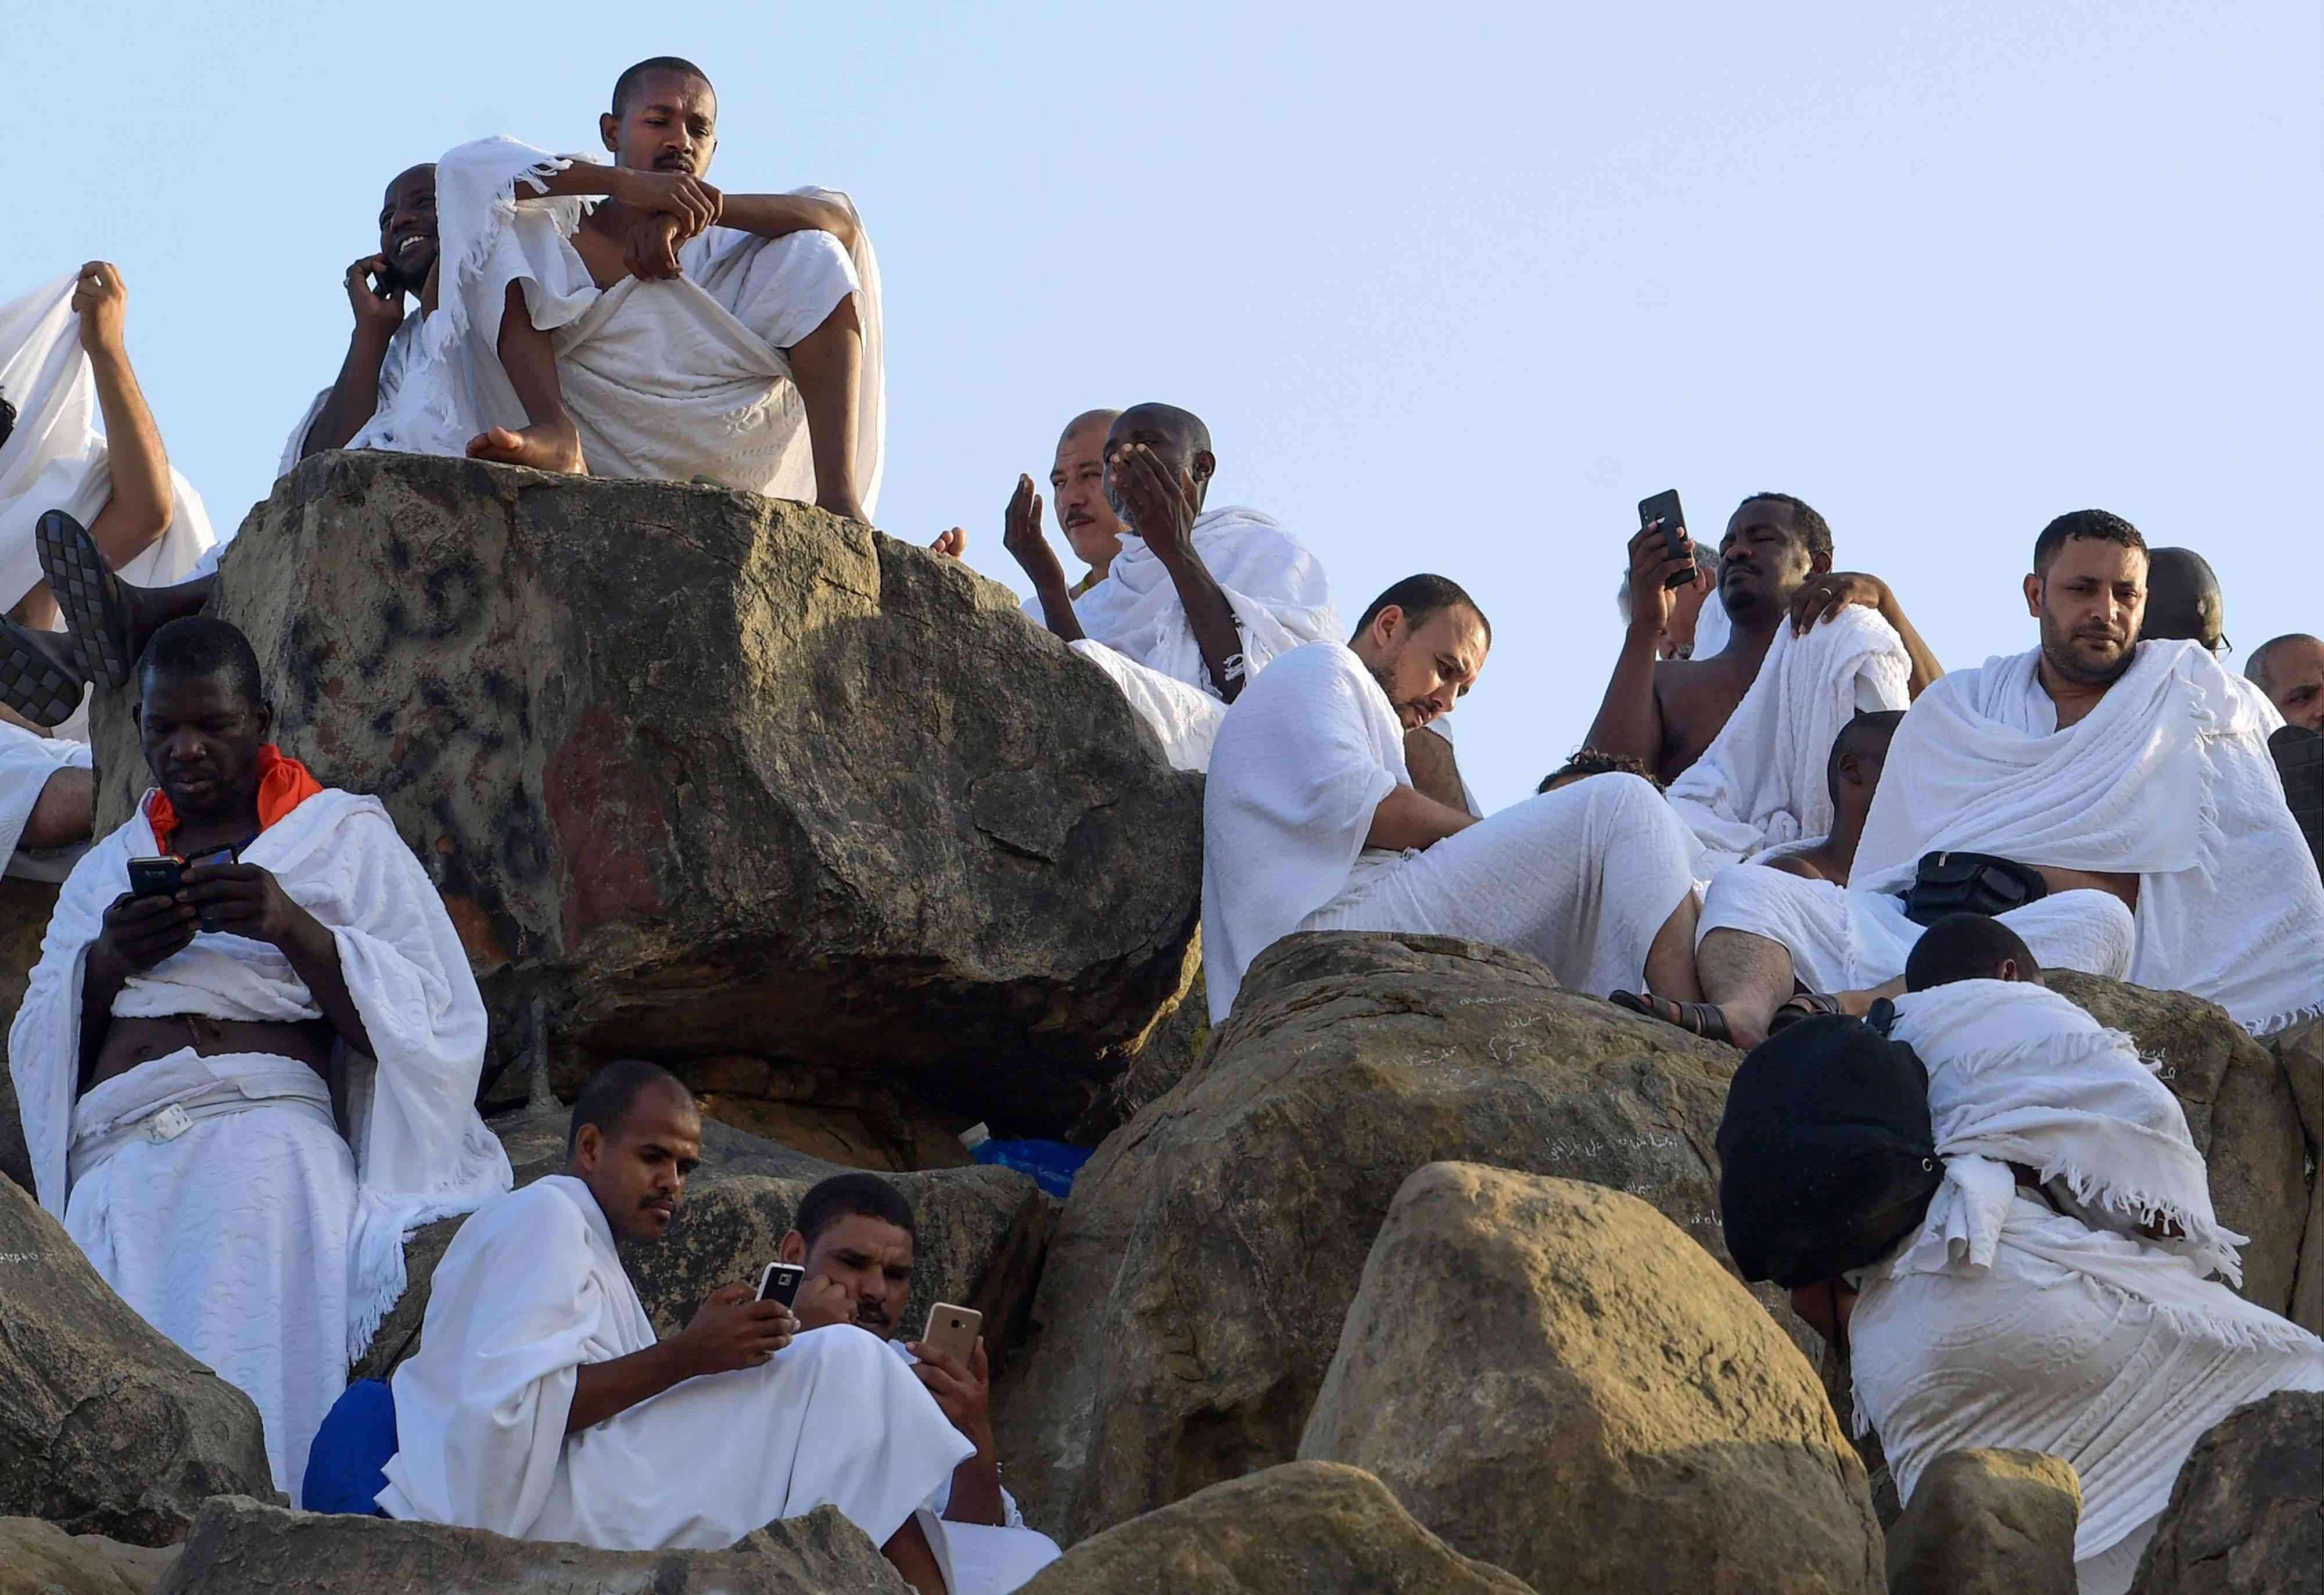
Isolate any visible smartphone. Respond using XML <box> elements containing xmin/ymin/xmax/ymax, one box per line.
<box><xmin>920</xmin><ymin>1302</ymin><xmax>982</xmax><ymax>1366</ymax></box>
<box><xmin>370</xmin><ymin>263</ymin><xmax>408</xmax><ymax>300</ymax></box>
<box><xmin>756</xmin><ymin>1262</ymin><xmax>805</xmax><ymax>1309</ymax></box>
<box><xmin>1637</xmin><ymin>490</ymin><xmax>1693</xmax><ymax>590</ymax></box>
<box><xmin>127</xmin><ymin>855</ymin><xmax>185</xmax><ymax>899</ymax></box>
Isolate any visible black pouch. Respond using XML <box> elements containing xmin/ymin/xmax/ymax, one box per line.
<box><xmin>1899</xmin><ymin>850</ymin><xmax>2048</xmax><ymax>928</ymax></box>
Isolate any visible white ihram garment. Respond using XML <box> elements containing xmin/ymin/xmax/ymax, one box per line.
<box><xmin>357</xmin><ymin>137</ymin><xmax>884</xmax><ymax>516</ymax></box>
<box><xmin>1849</xmin><ymin>640</ymin><xmax>2324</xmax><ymax>1035</ymax></box>
<box><xmin>1666</xmin><ymin>606</ymin><xmax>1910</xmax><ymax>880</ymax></box>
<box><xmin>1202</xmin><ymin>642</ymin><xmax>1696</xmax><ymax>1023</ymax></box>
<box><xmin>8</xmin><ymin>788</ymin><xmax>512</xmax><ymax>1497</ymax></box>
<box><xmin>885</xmin><ymin>1340</ymin><xmax>1061</xmax><ymax>1592</ymax></box>
<box><xmin>0</xmin><ymin>718</ymin><xmax>91</xmax><ymax>879</ymax></box>
<box><xmin>381</xmin><ymin>1176</ymin><xmax>971</xmax><ymax>1556</ymax></box>
<box><xmin>1849</xmin><ymin>981</ymin><xmax>2324</xmax><ymax>1590</ymax></box>
<box><xmin>1052</xmin><ymin>506</ymin><xmax>1337</xmax><ymax>771</ymax></box>
<box><xmin>277</xmin><ymin>314</ymin><xmax>425</xmax><ymax>483</ymax></box>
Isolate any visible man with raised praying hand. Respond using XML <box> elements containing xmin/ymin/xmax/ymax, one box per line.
<box><xmin>776</xmin><ymin>1172</ymin><xmax>1062</xmax><ymax>1592</ymax></box>
<box><xmin>1202</xmin><ymin>574</ymin><xmax>1703</xmax><ymax>1023</ymax></box>
<box><xmin>7</xmin><ymin>617</ymin><xmax>511</xmax><ymax>1499</ymax></box>
<box><xmin>379</xmin><ymin>1062</ymin><xmax>966</xmax><ymax>1593</ymax></box>
<box><xmin>1659</xmin><ymin>510</ymin><xmax>2324</xmax><ymax>1048</ymax></box>
<box><xmin>359</xmin><ymin>57</ymin><xmax>883</xmax><ymax>522</ymax></box>
<box><xmin>1006</xmin><ymin>401</ymin><xmax>1338</xmax><ymax>773</ymax></box>
<box><xmin>1585</xmin><ymin>493</ymin><xmax>1938</xmax><ymax>881</ymax></box>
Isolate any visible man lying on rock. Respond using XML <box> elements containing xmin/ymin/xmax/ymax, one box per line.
<box><xmin>774</xmin><ymin>1171</ymin><xmax>1063</xmax><ymax>1590</ymax></box>
<box><xmin>5</xmin><ymin>616</ymin><xmax>510</xmax><ymax>1499</ymax></box>
<box><xmin>351</xmin><ymin>56</ymin><xmax>883</xmax><ymax>523</ymax></box>
<box><xmin>1796</xmin><ymin>914</ymin><xmax>2324</xmax><ymax>1595</ymax></box>
<box><xmin>1202</xmin><ymin>573</ymin><xmax>1703</xmax><ymax>1025</ymax></box>
<box><xmin>1003</xmin><ymin>400</ymin><xmax>1345</xmax><ymax>775</ymax></box>
<box><xmin>1583</xmin><ymin>491</ymin><xmax>1939</xmax><ymax>885</ymax></box>
<box><xmin>378</xmin><ymin>1062</ymin><xmax>973</xmax><ymax>1594</ymax></box>
<box><xmin>1646</xmin><ymin>510</ymin><xmax>2324</xmax><ymax>1048</ymax></box>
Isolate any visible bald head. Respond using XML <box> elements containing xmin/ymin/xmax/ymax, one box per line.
<box><xmin>2142</xmin><ymin>547</ymin><xmax>2226</xmax><ymax>652</ymax></box>
<box><xmin>1052</xmin><ymin>409</ymin><xmax>1125</xmax><ymax>568</ymax></box>
<box><xmin>2249</xmin><ymin>633</ymin><xmax>2324</xmax><ymax>731</ymax></box>
<box><xmin>1104</xmin><ymin>403</ymin><xmax>1217</xmax><ymax>536</ymax></box>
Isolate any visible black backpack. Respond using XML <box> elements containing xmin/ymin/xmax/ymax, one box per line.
<box><xmin>1716</xmin><ymin>1011</ymin><xmax>1943</xmax><ymax>1288</ymax></box>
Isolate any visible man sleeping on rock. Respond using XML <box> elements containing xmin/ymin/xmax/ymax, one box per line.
<box><xmin>1789</xmin><ymin>914</ymin><xmax>2324</xmax><ymax>1595</ymax></box>
<box><xmin>1636</xmin><ymin>510</ymin><xmax>2324</xmax><ymax>1049</ymax></box>
<box><xmin>352</xmin><ymin>56</ymin><xmax>883</xmax><ymax>523</ymax></box>
<box><xmin>6</xmin><ymin>616</ymin><xmax>511</xmax><ymax>1500</ymax></box>
<box><xmin>375</xmin><ymin>1062</ymin><xmax>984</xmax><ymax>1594</ymax></box>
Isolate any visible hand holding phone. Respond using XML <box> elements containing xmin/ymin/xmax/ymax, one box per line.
<box><xmin>756</xmin><ymin>1262</ymin><xmax>805</xmax><ymax>1309</ymax></box>
<box><xmin>1637</xmin><ymin>490</ymin><xmax>1695</xmax><ymax>590</ymax></box>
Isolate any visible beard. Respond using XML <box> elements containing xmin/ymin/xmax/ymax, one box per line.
<box><xmin>2039</xmin><ymin>609</ymin><xmax>2136</xmax><ymax>688</ymax></box>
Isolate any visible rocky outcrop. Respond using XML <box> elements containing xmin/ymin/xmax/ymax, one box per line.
<box><xmin>0</xmin><ymin>1517</ymin><xmax>176</xmax><ymax>1595</ymax></box>
<box><xmin>89</xmin><ymin>452</ymin><xmax>1202</xmax><ymax>1134</ymax></box>
<box><xmin>1298</xmin><ymin>1165</ymin><xmax>1883</xmax><ymax>1595</ymax></box>
<box><xmin>0</xmin><ymin>876</ymin><xmax>58</xmax><ymax>1193</ymax></box>
<box><xmin>0</xmin><ymin>1174</ymin><xmax>274</xmax><ymax>1544</ymax></box>
<box><xmin>2048</xmin><ymin>973</ymin><xmax>2310</xmax><ymax>1317</ymax></box>
<box><xmin>354</xmin><ymin>1105</ymin><xmax>1048</xmax><ymax>1381</ymax></box>
<box><xmin>995</xmin><ymin>931</ymin><xmax>1784</xmax><ymax>1542</ymax></box>
<box><xmin>2128</xmin><ymin>1390</ymin><xmax>2322</xmax><ymax>1594</ymax></box>
<box><xmin>152</xmin><ymin>1495</ymin><xmax>909</xmax><ymax>1593</ymax></box>
<box><xmin>2269</xmin><ymin>1019</ymin><xmax>2323</xmax><ymax>1334</ymax></box>
<box><xmin>1015</xmin><ymin>1463</ymin><xmax>1534</xmax><ymax>1594</ymax></box>
<box><xmin>1884</xmin><ymin>1449</ymin><xmax>2081</xmax><ymax>1595</ymax></box>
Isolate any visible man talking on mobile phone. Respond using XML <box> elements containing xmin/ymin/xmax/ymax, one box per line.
<box><xmin>780</xmin><ymin>1172</ymin><xmax>1063</xmax><ymax>1592</ymax></box>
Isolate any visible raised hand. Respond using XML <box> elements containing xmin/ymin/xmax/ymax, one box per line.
<box><xmin>1623</xmin><ymin>520</ymin><xmax>1692</xmax><ymax>638</ymax></box>
<box><xmin>71</xmin><ymin>261</ymin><xmax>129</xmax><ymax>356</ymax></box>
<box><xmin>611</xmin><ymin>170</ymin><xmax>722</xmax><ymax>238</ymax></box>
<box><xmin>1002</xmin><ymin>474</ymin><xmax>1068</xmax><ymax>590</ymax></box>
<box><xmin>905</xmin><ymin>1335</ymin><xmax>994</xmax><ymax>1450</ymax></box>
<box><xmin>674</xmin><ymin>1283</ymin><xmax>798</xmax><ymax>1375</ymax></box>
<box><xmin>1111</xmin><ymin>444</ymin><xmax>1200</xmax><ymax>565</ymax></box>
<box><xmin>89</xmin><ymin>889</ymin><xmax>197</xmax><ymax>980</ymax></box>
<box><xmin>623</xmin><ymin>213</ymin><xmax>688</xmax><ymax>282</ymax></box>
<box><xmin>345</xmin><ymin>254</ymin><xmax>407</xmax><ymax>337</ymax></box>
<box><xmin>1787</xmin><ymin>572</ymin><xmax>1890</xmax><ymax>636</ymax></box>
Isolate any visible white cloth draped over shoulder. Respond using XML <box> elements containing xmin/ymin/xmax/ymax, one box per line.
<box><xmin>277</xmin><ymin>314</ymin><xmax>425</xmax><ymax>483</ymax></box>
<box><xmin>1850</xmin><ymin>980</ymin><xmax>2324</xmax><ymax>1579</ymax></box>
<box><xmin>7</xmin><ymin>789</ymin><xmax>511</xmax><ymax>1493</ymax></box>
<box><xmin>884</xmin><ymin>1339</ymin><xmax>1061</xmax><ymax>1592</ymax></box>
<box><xmin>1203</xmin><ymin>642</ymin><xmax>1695</xmax><ymax>1022</ymax></box>
<box><xmin>354</xmin><ymin>136</ymin><xmax>884</xmax><ymax>516</ymax></box>
<box><xmin>0</xmin><ymin>272</ymin><xmax>217</xmax><ymax>612</ymax></box>
<box><xmin>1851</xmin><ymin>640</ymin><xmax>2324</xmax><ymax>1035</ymax></box>
<box><xmin>381</xmin><ymin>1176</ymin><xmax>971</xmax><ymax>1557</ymax></box>
<box><xmin>1666</xmin><ymin>606</ymin><xmax>1910</xmax><ymax>879</ymax></box>
<box><xmin>1053</xmin><ymin>506</ymin><xmax>1338</xmax><ymax>771</ymax></box>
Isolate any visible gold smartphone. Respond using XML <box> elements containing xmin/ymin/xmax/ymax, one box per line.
<box><xmin>920</xmin><ymin>1301</ymin><xmax>982</xmax><ymax>1364</ymax></box>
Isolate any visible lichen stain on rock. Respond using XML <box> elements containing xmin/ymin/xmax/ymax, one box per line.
<box><xmin>544</xmin><ymin>704</ymin><xmax>670</xmax><ymax>933</ymax></box>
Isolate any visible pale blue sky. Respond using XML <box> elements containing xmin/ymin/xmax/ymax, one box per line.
<box><xmin>6</xmin><ymin>2</ymin><xmax>2312</xmax><ymax>806</ymax></box>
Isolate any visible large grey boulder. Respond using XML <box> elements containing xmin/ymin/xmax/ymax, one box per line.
<box><xmin>2129</xmin><ymin>1389</ymin><xmax>2323</xmax><ymax>1594</ymax></box>
<box><xmin>1299</xmin><ymin>1165</ymin><xmax>1883</xmax><ymax>1595</ymax></box>
<box><xmin>0</xmin><ymin>1517</ymin><xmax>176</xmax><ymax>1595</ymax></box>
<box><xmin>994</xmin><ymin>931</ymin><xmax>1786</xmax><ymax>1542</ymax></box>
<box><xmin>89</xmin><ymin>452</ymin><xmax>1202</xmax><ymax>1133</ymax></box>
<box><xmin>0</xmin><ymin>1173</ymin><xmax>274</xmax><ymax>1544</ymax></box>
<box><xmin>1015</xmin><ymin>1463</ymin><xmax>1534</xmax><ymax>1595</ymax></box>
<box><xmin>1884</xmin><ymin>1449</ymin><xmax>2081</xmax><ymax>1595</ymax></box>
<box><xmin>2047</xmin><ymin>973</ymin><xmax>2309</xmax><ymax>1317</ymax></box>
<box><xmin>355</xmin><ymin>1105</ymin><xmax>1048</xmax><ymax>1382</ymax></box>
<box><xmin>153</xmin><ymin>1495</ymin><xmax>909</xmax><ymax>1593</ymax></box>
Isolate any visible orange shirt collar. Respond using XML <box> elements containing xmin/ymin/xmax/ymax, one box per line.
<box><xmin>147</xmin><ymin>746</ymin><xmax>324</xmax><ymax>857</ymax></box>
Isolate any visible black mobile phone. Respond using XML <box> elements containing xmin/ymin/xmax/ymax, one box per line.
<box><xmin>371</xmin><ymin>264</ymin><xmax>408</xmax><ymax>300</ymax></box>
<box><xmin>757</xmin><ymin>1262</ymin><xmax>805</xmax><ymax>1308</ymax></box>
<box><xmin>127</xmin><ymin>855</ymin><xmax>185</xmax><ymax>899</ymax></box>
<box><xmin>1637</xmin><ymin>490</ymin><xmax>1692</xmax><ymax>589</ymax></box>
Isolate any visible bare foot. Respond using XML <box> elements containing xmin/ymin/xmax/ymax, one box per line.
<box><xmin>466</xmin><ymin>420</ymin><xmax>589</xmax><ymax>475</ymax></box>
<box><xmin>929</xmin><ymin>527</ymin><xmax>968</xmax><ymax>559</ymax></box>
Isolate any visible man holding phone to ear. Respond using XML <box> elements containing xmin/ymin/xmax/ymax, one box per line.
<box><xmin>781</xmin><ymin>1172</ymin><xmax>1064</xmax><ymax>1590</ymax></box>
<box><xmin>285</xmin><ymin>162</ymin><xmax>437</xmax><ymax>469</ymax></box>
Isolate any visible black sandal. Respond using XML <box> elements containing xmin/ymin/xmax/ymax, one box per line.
<box><xmin>1768</xmin><ymin>992</ymin><xmax>1847</xmax><ymax>1034</ymax></box>
<box><xmin>37</xmin><ymin>509</ymin><xmax>135</xmax><ymax>690</ymax></box>
<box><xmin>1610</xmin><ymin>990</ymin><xmax>1735</xmax><ymax>1046</ymax></box>
<box><xmin>0</xmin><ymin>620</ymin><xmax>89</xmax><ymax>727</ymax></box>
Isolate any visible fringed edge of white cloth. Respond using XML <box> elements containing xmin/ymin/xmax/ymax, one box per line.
<box><xmin>423</xmin><ymin>138</ymin><xmax>580</xmax><ymax>441</ymax></box>
<box><xmin>343</xmin><ymin>1107</ymin><xmax>514</xmax><ymax>1362</ymax></box>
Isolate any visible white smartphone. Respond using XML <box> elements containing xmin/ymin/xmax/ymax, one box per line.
<box><xmin>920</xmin><ymin>1301</ymin><xmax>982</xmax><ymax>1364</ymax></box>
<box><xmin>756</xmin><ymin>1262</ymin><xmax>805</xmax><ymax>1309</ymax></box>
